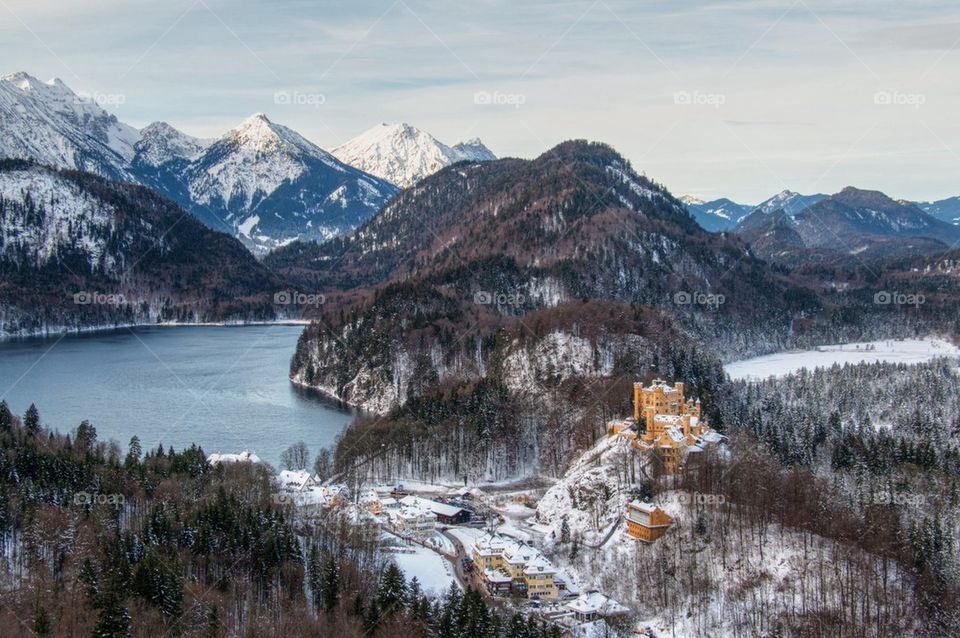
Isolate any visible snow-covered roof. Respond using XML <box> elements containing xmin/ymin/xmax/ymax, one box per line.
<box><xmin>700</xmin><ymin>431</ymin><xmax>725</xmax><ymax>444</ymax></box>
<box><xmin>523</xmin><ymin>561</ymin><xmax>556</xmax><ymax>576</ymax></box>
<box><xmin>644</xmin><ymin>379</ymin><xmax>680</xmax><ymax>393</ymax></box>
<box><xmin>665</xmin><ymin>425</ymin><xmax>686</xmax><ymax>443</ymax></box>
<box><xmin>208</xmin><ymin>450</ymin><xmax>261</xmax><ymax>464</ymax></box>
<box><xmin>653</xmin><ymin>414</ymin><xmax>683</xmax><ymax>423</ymax></box>
<box><xmin>395</xmin><ymin>507</ymin><xmax>437</xmax><ymax>522</ymax></box>
<box><xmin>630</xmin><ymin>501</ymin><xmax>657</xmax><ymax>513</ymax></box>
<box><xmin>277</xmin><ymin>469</ymin><xmax>315</xmax><ymax>491</ymax></box>
<box><xmin>483</xmin><ymin>569</ymin><xmax>513</xmax><ymax>583</ymax></box>
<box><xmin>400</xmin><ymin>495</ymin><xmax>467</xmax><ymax>518</ymax></box>
<box><xmin>566</xmin><ymin>591</ymin><xmax>630</xmax><ymax>616</ymax></box>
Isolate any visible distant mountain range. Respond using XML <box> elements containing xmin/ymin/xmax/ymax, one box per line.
<box><xmin>734</xmin><ymin>186</ymin><xmax>960</xmax><ymax>266</ymax></box>
<box><xmin>0</xmin><ymin>73</ymin><xmax>490</xmax><ymax>254</ymax></box>
<box><xmin>683</xmin><ymin>189</ymin><xmax>960</xmax><ymax>233</ymax></box>
<box><xmin>331</xmin><ymin>122</ymin><xmax>496</xmax><ymax>187</ymax></box>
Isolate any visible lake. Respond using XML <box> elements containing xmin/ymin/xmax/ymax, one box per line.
<box><xmin>0</xmin><ymin>326</ymin><xmax>353</xmax><ymax>467</ymax></box>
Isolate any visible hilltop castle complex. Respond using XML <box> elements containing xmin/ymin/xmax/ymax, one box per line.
<box><xmin>609</xmin><ymin>379</ymin><xmax>723</xmax><ymax>475</ymax></box>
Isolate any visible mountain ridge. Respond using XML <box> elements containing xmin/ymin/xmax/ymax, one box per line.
<box><xmin>331</xmin><ymin>122</ymin><xmax>496</xmax><ymax>187</ymax></box>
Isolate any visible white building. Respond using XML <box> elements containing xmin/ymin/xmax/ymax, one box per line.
<box><xmin>277</xmin><ymin>469</ymin><xmax>318</xmax><ymax>492</ymax></box>
<box><xmin>391</xmin><ymin>506</ymin><xmax>437</xmax><ymax>537</ymax></box>
<box><xmin>565</xmin><ymin>591</ymin><xmax>630</xmax><ymax>623</ymax></box>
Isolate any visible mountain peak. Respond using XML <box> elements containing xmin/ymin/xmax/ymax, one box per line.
<box><xmin>332</xmin><ymin>122</ymin><xmax>495</xmax><ymax>187</ymax></box>
<box><xmin>134</xmin><ymin>121</ymin><xmax>210</xmax><ymax>167</ymax></box>
<box><xmin>2</xmin><ymin>71</ymin><xmax>41</xmax><ymax>90</ymax></box>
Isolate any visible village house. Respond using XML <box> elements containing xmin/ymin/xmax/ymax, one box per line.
<box><xmin>400</xmin><ymin>495</ymin><xmax>472</xmax><ymax>525</ymax></box>
<box><xmin>392</xmin><ymin>507</ymin><xmax>437</xmax><ymax>536</ymax></box>
<box><xmin>565</xmin><ymin>591</ymin><xmax>630</xmax><ymax>623</ymax></box>
<box><xmin>471</xmin><ymin>535</ymin><xmax>559</xmax><ymax>600</ymax></box>
<box><xmin>624</xmin><ymin>500</ymin><xmax>673</xmax><ymax>542</ymax></box>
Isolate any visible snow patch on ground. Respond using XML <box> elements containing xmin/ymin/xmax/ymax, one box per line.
<box><xmin>725</xmin><ymin>338</ymin><xmax>960</xmax><ymax>381</ymax></box>
<box><xmin>385</xmin><ymin>538</ymin><xmax>460</xmax><ymax>596</ymax></box>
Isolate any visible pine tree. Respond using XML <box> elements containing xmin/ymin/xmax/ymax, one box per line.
<box><xmin>560</xmin><ymin>516</ymin><xmax>570</xmax><ymax>544</ymax></box>
<box><xmin>33</xmin><ymin>604</ymin><xmax>51</xmax><ymax>636</ymax></box>
<box><xmin>307</xmin><ymin>544</ymin><xmax>323</xmax><ymax>612</ymax></box>
<box><xmin>24</xmin><ymin>403</ymin><xmax>39</xmax><ymax>435</ymax></box>
<box><xmin>363</xmin><ymin>597</ymin><xmax>381</xmax><ymax>633</ymax></box>
<box><xmin>0</xmin><ymin>400</ymin><xmax>11</xmax><ymax>432</ymax></box>
<box><xmin>321</xmin><ymin>554</ymin><xmax>340</xmax><ymax>612</ymax></box>
<box><xmin>125</xmin><ymin>436</ymin><xmax>142</xmax><ymax>467</ymax></box>
<box><xmin>377</xmin><ymin>562</ymin><xmax>407</xmax><ymax>614</ymax></box>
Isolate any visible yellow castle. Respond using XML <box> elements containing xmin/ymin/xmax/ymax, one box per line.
<box><xmin>608</xmin><ymin>379</ymin><xmax>718</xmax><ymax>474</ymax></box>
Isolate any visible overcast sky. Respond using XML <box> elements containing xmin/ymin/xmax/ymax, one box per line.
<box><xmin>2</xmin><ymin>0</ymin><xmax>958</xmax><ymax>202</ymax></box>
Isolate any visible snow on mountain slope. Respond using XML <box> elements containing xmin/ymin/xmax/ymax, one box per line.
<box><xmin>451</xmin><ymin>138</ymin><xmax>497</xmax><ymax>162</ymax></box>
<box><xmin>331</xmin><ymin>122</ymin><xmax>496</xmax><ymax>187</ymax></box>
<box><xmin>754</xmin><ymin>189</ymin><xmax>826</xmax><ymax>216</ymax></box>
<box><xmin>680</xmin><ymin>196</ymin><xmax>751</xmax><ymax>231</ymax></box>
<box><xmin>0</xmin><ymin>165</ymin><xmax>116</xmax><ymax>268</ymax></box>
<box><xmin>180</xmin><ymin>113</ymin><xmax>398</xmax><ymax>253</ymax></box>
<box><xmin>0</xmin><ymin>73</ymin><xmax>397</xmax><ymax>254</ymax></box>
<box><xmin>133</xmin><ymin>121</ymin><xmax>211</xmax><ymax>167</ymax></box>
<box><xmin>914</xmin><ymin>195</ymin><xmax>960</xmax><ymax>225</ymax></box>
<box><xmin>0</xmin><ymin>72</ymin><xmax>139</xmax><ymax>178</ymax></box>
<box><xmin>186</xmin><ymin>113</ymin><xmax>323</xmax><ymax>210</ymax></box>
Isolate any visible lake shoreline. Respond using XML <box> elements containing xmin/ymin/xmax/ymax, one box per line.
<box><xmin>0</xmin><ymin>319</ymin><xmax>314</xmax><ymax>342</ymax></box>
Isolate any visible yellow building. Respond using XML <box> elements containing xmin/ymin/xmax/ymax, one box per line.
<box><xmin>471</xmin><ymin>535</ymin><xmax>558</xmax><ymax>599</ymax></box>
<box><xmin>625</xmin><ymin>501</ymin><xmax>673</xmax><ymax>542</ymax></box>
<box><xmin>614</xmin><ymin>379</ymin><xmax>716</xmax><ymax>474</ymax></box>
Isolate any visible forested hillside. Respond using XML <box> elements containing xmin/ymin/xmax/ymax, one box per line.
<box><xmin>0</xmin><ymin>160</ymin><xmax>284</xmax><ymax>336</ymax></box>
<box><xmin>0</xmin><ymin>402</ymin><xmax>561</xmax><ymax>637</ymax></box>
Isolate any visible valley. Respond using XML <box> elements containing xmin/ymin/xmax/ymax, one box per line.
<box><xmin>3</xmin><ymin>14</ymin><xmax>960</xmax><ymax>633</ymax></box>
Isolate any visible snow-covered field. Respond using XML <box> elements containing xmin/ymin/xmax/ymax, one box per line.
<box><xmin>725</xmin><ymin>338</ymin><xmax>960</xmax><ymax>381</ymax></box>
<box><xmin>383</xmin><ymin>535</ymin><xmax>460</xmax><ymax>596</ymax></box>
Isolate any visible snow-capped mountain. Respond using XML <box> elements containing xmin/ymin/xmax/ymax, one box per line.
<box><xmin>679</xmin><ymin>196</ymin><xmax>751</xmax><ymax>232</ymax></box>
<box><xmin>173</xmin><ymin>113</ymin><xmax>398</xmax><ymax>253</ymax></box>
<box><xmin>754</xmin><ymin>190</ymin><xmax>827</xmax><ymax>216</ymax></box>
<box><xmin>0</xmin><ymin>72</ymin><xmax>399</xmax><ymax>254</ymax></box>
<box><xmin>451</xmin><ymin>138</ymin><xmax>497</xmax><ymax>162</ymax></box>
<box><xmin>683</xmin><ymin>190</ymin><xmax>829</xmax><ymax>231</ymax></box>
<box><xmin>331</xmin><ymin>122</ymin><xmax>496</xmax><ymax>187</ymax></box>
<box><xmin>132</xmin><ymin>121</ymin><xmax>211</xmax><ymax>168</ymax></box>
<box><xmin>0</xmin><ymin>72</ymin><xmax>139</xmax><ymax>180</ymax></box>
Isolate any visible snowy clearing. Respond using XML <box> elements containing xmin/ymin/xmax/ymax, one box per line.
<box><xmin>383</xmin><ymin>535</ymin><xmax>460</xmax><ymax>596</ymax></box>
<box><xmin>725</xmin><ymin>338</ymin><xmax>959</xmax><ymax>381</ymax></box>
